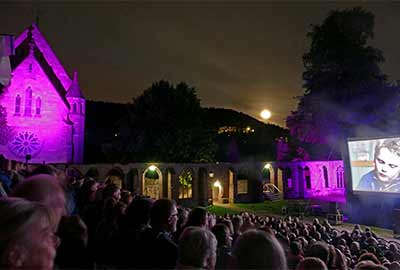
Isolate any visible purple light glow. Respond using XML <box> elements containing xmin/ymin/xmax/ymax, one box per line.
<box><xmin>0</xmin><ymin>24</ymin><xmax>85</xmax><ymax>164</ymax></box>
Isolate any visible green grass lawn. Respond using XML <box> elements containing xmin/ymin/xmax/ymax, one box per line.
<box><xmin>206</xmin><ymin>201</ymin><xmax>396</xmax><ymax>240</ymax></box>
<box><xmin>207</xmin><ymin>201</ymin><xmax>289</xmax><ymax>216</ymax></box>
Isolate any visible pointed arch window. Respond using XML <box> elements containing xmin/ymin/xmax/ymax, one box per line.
<box><xmin>72</xmin><ymin>103</ymin><xmax>77</xmax><ymax>113</ymax></box>
<box><xmin>15</xmin><ymin>95</ymin><xmax>21</xmax><ymax>115</ymax></box>
<box><xmin>35</xmin><ymin>97</ymin><xmax>41</xmax><ymax>116</ymax></box>
<box><xmin>24</xmin><ymin>87</ymin><xmax>32</xmax><ymax>116</ymax></box>
<box><xmin>305</xmin><ymin>166</ymin><xmax>311</xmax><ymax>189</ymax></box>
<box><xmin>80</xmin><ymin>103</ymin><xmax>84</xmax><ymax>114</ymax></box>
<box><xmin>323</xmin><ymin>166</ymin><xmax>329</xmax><ymax>188</ymax></box>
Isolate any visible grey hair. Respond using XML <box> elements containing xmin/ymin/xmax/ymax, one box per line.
<box><xmin>0</xmin><ymin>197</ymin><xmax>54</xmax><ymax>264</ymax></box>
<box><xmin>178</xmin><ymin>226</ymin><xmax>217</xmax><ymax>268</ymax></box>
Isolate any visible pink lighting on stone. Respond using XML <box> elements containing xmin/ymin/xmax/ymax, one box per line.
<box><xmin>0</xmin><ymin>24</ymin><xmax>85</xmax><ymax>164</ymax></box>
<box><xmin>274</xmin><ymin>160</ymin><xmax>346</xmax><ymax>203</ymax></box>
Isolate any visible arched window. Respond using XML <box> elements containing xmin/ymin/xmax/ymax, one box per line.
<box><xmin>336</xmin><ymin>166</ymin><xmax>344</xmax><ymax>188</ymax></box>
<box><xmin>15</xmin><ymin>95</ymin><xmax>21</xmax><ymax>115</ymax></box>
<box><xmin>179</xmin><ymin>169</ymin><xmax>193</xmax><ymax>199</ymax></box>
<box><xmin>323</xmin><ymin>166</ymin><xmax>329</xmax><ymax>188</ymax></box>
<box><xmin>24</xmin><ymin>87</ymin><xmax>32</xmax><ymax>116</ymax></box>
<box><xmin>35</xmin><ymin>97</ymin><xmax>41</xmax><ymax>115</ymax></box>
<box><xmin>80</xmin><ymin>103</ymin><xmax>84</xmax><ymax>114</ymax></box>
<box><xmin>305</xmin><ymin>166</ymin><xmax>311</xmax><ymax>189</ymax></box>
<box><xmin>73</xmin><ymin>103</ymin><xmax>77</xmax><ymax>113</ymax></box>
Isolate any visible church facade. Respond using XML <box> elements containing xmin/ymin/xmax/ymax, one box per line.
<box><xmin>0</xmin><ymin>24</ymin><xmax>85</xmax><ymax>164</ymax></box>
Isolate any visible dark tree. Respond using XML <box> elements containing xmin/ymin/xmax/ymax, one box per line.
<box><xmin>84</xmin><ymin>100</ymin><xmax>129</xmax><ymax>163</ymax></box>
<box><xmin>0</xmin><ymin>105</ymin><xmax>13</xmax><ymax>146</ymax></box>
<box><xmin>114</xmin><ymin>80</ymin><xmax>216</xmax><ymax>163</ymax></box>
<box><xmin>287</xmin><ymin>7</ymin><xmax>400</xmax><ymax>159</ymax></box>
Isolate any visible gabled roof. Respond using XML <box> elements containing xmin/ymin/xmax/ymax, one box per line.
<box><xmin>14</xmin><ymin>24</ymin><xmax>71</xmax><ymax>90</ymax></box>
<box><xmin>10</xmin><ymin>24</ymin><xmax>74</xmax><ymax>108</ymax></box>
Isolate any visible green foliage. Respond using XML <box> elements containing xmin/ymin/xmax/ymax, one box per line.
<box><xmin>206</xmin><ymin>205</ymin><xmax>241</xmax><ymax>215</ymax></box>
<box><xmin>179</xmin><ymin>169</ymin><xmax>193</xmax><ymax>188</ymax></box>
<box><xmin>144</xmin><ymin>170</ymin><xmax>159</xmax><ymax>179</ymax></box>
<box><xmin>114</xmin><ymin>80</ymin><xmax>217</xmax><ymax>163</ymax></box>
<box><xmin>287</xmin><ymin>7</ymin><xmax>400</xmax><ymax>159</ymax></box>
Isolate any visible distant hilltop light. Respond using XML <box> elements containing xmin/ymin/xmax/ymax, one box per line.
<box><xmin>260</xmin><ymin>109</ymin><xmax>271</xmax><ymax>120</ymax></box>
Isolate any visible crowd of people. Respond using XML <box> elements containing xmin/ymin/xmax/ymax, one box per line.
<box><xmin>1</xmin><ymin>156</ymin><xmax>400</xmax><ymax>269</ymax></box>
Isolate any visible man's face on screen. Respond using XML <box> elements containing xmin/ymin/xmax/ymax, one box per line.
<box><xmin>375</xmin><ymin>147</ymin><xmax>400</xmax><ymax>182</ymax></box>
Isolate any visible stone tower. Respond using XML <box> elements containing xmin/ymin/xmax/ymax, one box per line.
<box><xmin>66</xmin><ymin>71</ymin><xmax>85</xmax><ymax>163</ymax></box>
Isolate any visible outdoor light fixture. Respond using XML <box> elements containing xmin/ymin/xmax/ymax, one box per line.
<box><xmin>149</xmin><ymin>165</ymin><xmax>156</xmax><ymax>171</ymax></box>
<box><xmin>209</xmin><ymin>171</ymin><xmax>214</xmax><ymax>178</ymax></box>
<box><xmin>213</xmin><ymin>180</ymin><xmax>222</xmax><ymax>189</ymax></box>
<box><xmin>264</xmin><ymin>163</ymin><xmax>271</xmax><ymax>170</ymax></box>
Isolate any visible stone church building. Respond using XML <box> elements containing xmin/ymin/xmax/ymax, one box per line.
<box><xmin>0</xmin><ymin>24</ymin><xmax>85</xmax><ymax>163</ymax></box>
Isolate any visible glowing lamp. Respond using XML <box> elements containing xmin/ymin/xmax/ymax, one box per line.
<box><xmin>209</xmin><ymin>171</ymin><xmax>215</xmax><ymax>178</ymax></box>
<box><xmin>149</xmin><ymin>165</ymin><xmax>157</xmax><ymax>171</ymax></box>
<box><xmin>264</xmin><ymin>163</ymin><xmax>271</xmax><ymax>170</ymax></box>
<box><xmin>213</xmin><ymin>180</ymin><xmax>222</xmax><ymax>189</ymax></box>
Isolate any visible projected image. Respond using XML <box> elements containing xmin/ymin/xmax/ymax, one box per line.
<box><xmin>348</xmin><ymin>138</ymin><xmax>400</xmax><ymax>193</ymax></box>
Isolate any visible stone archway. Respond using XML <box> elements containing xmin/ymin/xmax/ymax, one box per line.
<box><xmin>126</xmin><ymin>168</ymin><xmax>139</xmax><ymax>193</ymax></box>
<box><xmin>106</xmin><ymin>166</ymin><xmax>125</xmax><ymax>189</ymax></box>
<box><xmin>212</xmin><ymin>180</ymin><xmax>223</xmax><ymax>203</ymax></box>
<box><xmin>142</xmin><ymin>165</ymin><xmax>163</xmax><ymax>199</ymax></box>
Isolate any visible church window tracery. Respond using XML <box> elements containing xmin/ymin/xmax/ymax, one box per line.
<box><xmin>35</xmin><ymin>97</ymin><xmax>41</xmax><ymax>116</ymax></box>
<box><xmin>15</xmin><ymin>95</ymin><xmax>21</xmax><ymax>115</ymax></box>
<box><xmin>24</xmin><ymin>87</ymin><xmax>32</xmax><ymax>116</ymax></box>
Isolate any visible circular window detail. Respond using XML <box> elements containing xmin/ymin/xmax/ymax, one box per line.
<box><xmin>9</xmin><ymin>131</ymin><xmax>42</xmax><ymax>158</ymax></box>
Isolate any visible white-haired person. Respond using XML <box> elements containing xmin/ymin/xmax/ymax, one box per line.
<box><xmin>177</xmin><ymin>226</ymin><xmax>218</xmax><ymax>270</ymax></box>
<box><xmin>0</xmin><ymin>197</ymin><xmax>60</xmax><ymax>269</ymax></box>
<box><xmin>11</xmin><ymin>174</ymin><xmax>67</xmax><ymax>228</ymax></box>
<box><xmin>232</xmin><ymin>229</ymin><xmax>287</xmax><ymax>270</ymax></box>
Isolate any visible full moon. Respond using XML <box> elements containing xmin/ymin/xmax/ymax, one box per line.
<box><xmin>260</xmin><ymin>109</ymin><xmax>272</xmax><ymax>120</ymax></box>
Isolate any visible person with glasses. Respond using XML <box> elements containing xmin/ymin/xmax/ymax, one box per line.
<box><xmin>137</xmin><ymin>198</ymin><xmax>179</xmax><ymax>269</ymax></box>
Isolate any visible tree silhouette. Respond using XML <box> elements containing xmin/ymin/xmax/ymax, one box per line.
<box><xmin>287</xmin><ymin>7</ymin><xmax>400</xmax><ymax>159</ymax></box>
<box><xmin>114</xmin><ymin>80</ymin><xmax>216</xmax><ymax>162</ymax></box>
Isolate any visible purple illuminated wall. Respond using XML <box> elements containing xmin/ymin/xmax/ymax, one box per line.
<box><xmin>273</xmin><ymin>160</ymin><xmax>346</xmax><ymax>203</ymax></box>
<box><xmin>0</xmin><ymin>24</ymin><xmax>85</xmax><ymax>164</ymax></box>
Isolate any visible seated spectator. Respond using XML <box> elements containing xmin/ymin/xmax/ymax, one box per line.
<box><xmin>138</xmin><ymin>198</ymin><xmax>179</xmax><ymax>269</ymax></box>
<box><xmin>55</xmin><ymin>215</ymin><xmax>93</xmax><ymax>269</ymax></box>
<box><xmin>120</xmin><ymin>190</ymin><xmax>133</xmax><ymax>205</ymax></box>
<box><xmin>102</xmin><ymin>183</ymin><xmax>121</xmax><ymax>201</ymax></box>
<box><xmin>232</xmin><ymin>229</ymin><xmax>287</xmax><ymax>269</ymax></box>
<box><xmin>212</xmin><ymin>223</ymin><xmax>233</xmax><ymax>269</ymax></box>
<box><xmin>355</xmin><ymin>260</ymin><xmax>388</xmax><ymax>270</ymax></box>
<box><xmin>288</xmin><ymin>241</ymin><xmax>304</xmax><ymax>270</ymax></box>
<box><xmin>177</xmin><ymin>226</ymin><xmax>217</xmax><ymax>270</ymax></box>
<box><xmin>0</xmin><ymin>197</ymin><xmax>60</xmax><ymax>269</ymax></box>
<box><xmin>0</xmin><ymin>155</ymin><xmax>11</xmax><ymax>194</ymax></box>
<box><xmin>296</xmin><ymin>257</ymin><xmax>328</xmax><ymax>270</ymax></box>
<box><xmin>185</xmin><ymin>206</ymin><xmax>208</xmax><ymax>228</ymax></box>
<box><xmin>305</xmin><ymin>241</ymin><xmax>330</xmax><ymax>266</ymax></box>
<box><xmin>358</xmin><ymin>252</ymin><xmax>382</xmax><ymax>266</ymax></box>
<box><xmin>231</xmin><ymin>215</ymin><xmax>243</xmax><ymax>244</ymax></box>
<box><xmin>11</xmin><ymin>174</ymin><xmax>67</xmax><ymax>227</ymax></box>
<box><xmin>116</xmin><ymin>197</ymin><xmax>154</xmax><ymax>268</ymax></box>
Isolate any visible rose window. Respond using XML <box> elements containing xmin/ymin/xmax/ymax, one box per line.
<box><xmin>9</xmin><ymin>131</ymin><xmax>42</xmax><ymax>158</ymax></box>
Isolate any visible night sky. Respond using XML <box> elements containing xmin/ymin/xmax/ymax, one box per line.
<box><xmin>1</xmin><ymin>2</ymin><xmax>400</xmax><ymax>126</ymax></box>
